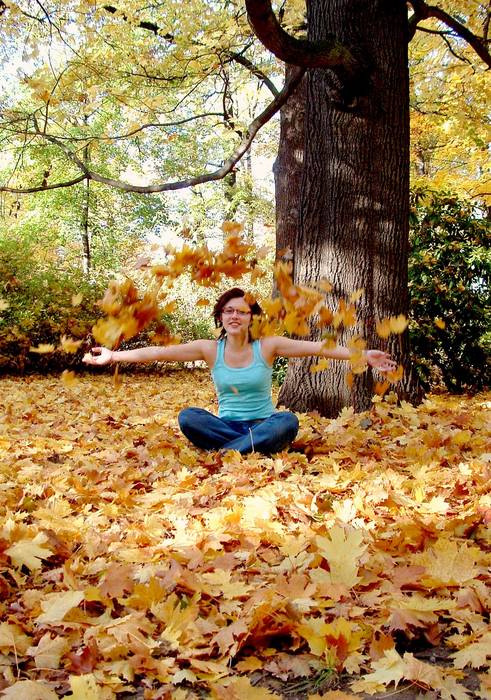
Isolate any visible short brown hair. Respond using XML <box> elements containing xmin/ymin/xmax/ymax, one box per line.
<box><xmin>212</xmin><ymin>288</ymin><xmax>262</xmax><ymax>339</ymax></box>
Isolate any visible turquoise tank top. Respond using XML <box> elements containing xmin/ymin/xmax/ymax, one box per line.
<box><xmin>211</xmin><ymin>339</ymin><xmax>275</xmax><ymax>420</ymax></box>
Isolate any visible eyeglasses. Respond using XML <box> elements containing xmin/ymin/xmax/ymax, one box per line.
<box><xmin>222</xmin><ymin>307</ymin><xmax>251</xmax><ymax>317</ymax></box>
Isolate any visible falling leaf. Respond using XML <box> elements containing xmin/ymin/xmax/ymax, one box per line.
<box><xmin>319</xmin><ymin>279</ymin><xmax>333</xmax><ymax>293</ymax></box>
<box><xmin>29</xmin><ymin>343</ymin><xmax>55</xmax><ymax>354</ymax></box>
<box><xmin>221</xmin><ymin>221</ymin><xmax>243</xmax><ymax>235</ymax></box>
<box><xmin>349</xmin><ymin>289</ymin><xmax>364</xmax><ymax>303</ymax></box>
<box><xmin>435</xmin><ymin>317</ymin><xmax>446</xmax><ymax>329</ymax></box>
<box><xmin>59</xmin><ymin>335</ymin><xmax>83</xmax><ymax>353</ymax></box>
<box><xmin>311</xmin><ymin>358</ymin><xmax>330</xmax><ymax>373</ymax></box>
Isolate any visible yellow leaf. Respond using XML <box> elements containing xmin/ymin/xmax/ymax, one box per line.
<box><xmin>435</xmin><ymin>317</ymin><xmax>446</xmax><ymax>329</ymax></box>
<box><xmin>411</xmin><ymin>538</ymin><xmax>480</xmax><ymax>586</ymax></box>
<box><xmin>196</xmin><ymin>298</ymin><xmax>210</xmax><ymax>306</ymax></box>
<box><xmin>315</xmin><ymin>526</ymin><xmax>367</xmax><ymax>589</ymax></box>
<box><xmin>29</xmin><ymin>343</ymin><xmax>55</xmax><ymax>354</ymax></box>
<box><xmin>67</xmin><ymin>674</ymin><xmax>100</xmax><ymax>700</ymax></box>
<box><xmin>59</xmin><ymin>335</ymin><xmax>83</xmax><ymax>353</ymax></box>
<box><xmin>0</xmin><ymin>297</ymin><xmax>10</xmax><ymax>312</ymax></box>
<box><xmin>349</xmin><ymin>288</ymin><xmax>364</xmax><ymax>303</ymax></box>
<box><xmin>6</xmin><ymin>533</ymin><xmax>52</xmax><ymax>571</ymax></box>
<box><xmin>211</xmin><ymin>676</ymin><xmax>278</xmax><ymax>699</ymax></box>
<box><xmin>71</xmin><ymin>293</ymin><xmax>83</xmax><ymax>306</ymax></box>
<box><xmin>389</xmin><ymin>314</ymin><xmax>408</xmax><ymax>334</ymax></box>
<box><xmin>376</xmin><ymin>318</ymin><xmax>391</xmax><ymax>339</ymax></box>
<box><xmin>351</xmin><ymin>649</ymin><xmax>406</xmax><ymax>693</ymax></box>
<box><xmin>262</xmin><ymin>297</ymin><xmax>283</xmax><ymax>318</ymax></box>
<box><xmin>0</xmin><ymin>622</ymin><xmax>31</xmax><ymax>654</ymax></box>
<box><xmin>221</xmin><ymin>220</ymin><xmax>243</xmax><ymax>235</ymax></box>
<box><xmin>27</xmin><ymin>632</ymin><xmax>69</xmax><ymax>669</ymax></box>
<box><xmin>319</xmin><ymin>279</ymin><xmax>333</xmax><ymax>293</ymax></box>
<box><xmin>1</xmin><ymin>680</ymin><xmax>58</xmax><ymax>699</ymax></box>
<box><xmin>37</xmin><ymin>591</ymin><xmax>84</xmax><ymax>625</ymax></box>
<box><xmin>311</xmin><ymin>358</ymin><xmax>330</xmax><ymax>373</ymax></box>
<box><xmin>452</xmin><ymin>632</ymin><xmax>491</xmax><ymax>669</ymax></box>
<box><xmin>61</xmin><ymin>370</ymin><xmax>79</xmax><ymax>388</ymax></box>
<box><xmin>235</xmin><ymin>656</ymin><xmax>263</xmax><ymax>672</ymax></box>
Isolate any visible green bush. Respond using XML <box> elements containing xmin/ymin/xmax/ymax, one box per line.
<box><xmin>409</xmin><ymin>188</ymin><xmax>490</xmax><ymax>393</ymax></box>
<box><xmin>0</xmin><ymin>236</ymin><xmax>105</xmax><ymax>372</ymax></box>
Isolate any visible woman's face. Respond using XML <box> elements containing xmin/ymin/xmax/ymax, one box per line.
<box><xmin>221</xmin><ymin>296</ymin><xmax>252</xmax><ymax>336</ymax></box>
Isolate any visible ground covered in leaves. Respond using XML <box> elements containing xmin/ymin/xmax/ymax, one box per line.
<box><xmin>0</xmin><ymin>371</ymin><xmax>489</xmax><ymax>700</ymax></box>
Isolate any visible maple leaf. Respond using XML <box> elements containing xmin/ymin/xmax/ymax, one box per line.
<box><xmin>29</xmin><ymin>343</ymin><xmax>55</xmax><ymax>354</ymax></box>
<box><xmin>452</xmin><ymin>632</ymin><xmax>491</xmax><ymax>670</ymax></box>
<box><xmin>59</xmin><ymin>335</ymin><xmax>83</xmax><ymax>353</ymax></box>
<box><xmin>210</xmin><ymin>676</ymin><xmax>278</xmax><ymax>699</ymax></box>
<box><xmin>1</xmin><ymin>681</ymin><xmax>58</xmax><ymax>699</ymax></box>
<box><xmin>36</xmin><ymin>590</ymin><xmax>85</xmax><ymax>624</ymax></box>
<box><xmin>5</xmin><ymin>532</ymin><xmax>52</xmax><ymax>570</ymax></box>
<box><xmin>311</xmin><ymin>358</ymin><xmax>330</xmax><ymax>373</ymax></box>
<box><xmin>0</xmin><ymin>622</ymin><xmax>31</xmax><ymax>655</ymax></box>
<box><xmin>221</xmin><ymin>220</ymin><xmax>244</xmax><ymax>235</ymax></box>
<box><xmin>66</xmin><ymin>674</ymin><xmax>100</xmax><ymax>700</ymax></box>
<box><xmin>26</xmin><ymin>632</ymin><xmax>70</xmax><ymax>669</ymax></box>
<box><xmin>411</xmin><ymin>538</ymin><xmax>481</xmax><ymax>586</ymax></box>
<box><xmin>66</xmin><ymin>639</ymin><xmax>99</xmax><ymax>674</ymax></box>
<box><xmin>315</xmin><ymin>526</ymin><xmax>367</xmax><ymax>589</ymax></box>
<box><xmin>350</xmin><ymin>649</ymin><xmax>406</xmax><ymax>693</ymax></box>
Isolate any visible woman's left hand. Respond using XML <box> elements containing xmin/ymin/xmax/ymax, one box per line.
<box><xmin>365</xmin><ymin>350</ymin><xmax>397</xmax><ymax>372</ymax></box>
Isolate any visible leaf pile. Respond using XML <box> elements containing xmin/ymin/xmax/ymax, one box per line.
<box><xmin>0</xmin><ymin>373</ymin><xmax>489</xmax><ymax>699</ymax></box>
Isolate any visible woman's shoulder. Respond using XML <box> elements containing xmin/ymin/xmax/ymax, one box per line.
<box><xmin>192</xmin><ymin>338</ymin><xmax>218</xmax><ymax>364</ymax></box>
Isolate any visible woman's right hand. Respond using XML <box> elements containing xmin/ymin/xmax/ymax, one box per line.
<box><xmin>83</xmin><ymin>347</ymin><xmax>113</xmax><ymax>366</ymax></box>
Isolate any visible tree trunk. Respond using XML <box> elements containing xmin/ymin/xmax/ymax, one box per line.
<box><xmin>278</xmin><ymin>0</ymin><xmax>422</xmax><ymax>416</ymax></box>
<box><xmin>81</xmin><ymin>176</ymin><xmax>91</xmax><ymax>275</ymax></box>
<box><xmin>273</xmin><ymin>64</ymin><xmax>307</xmax><ymax>273</ymax></box>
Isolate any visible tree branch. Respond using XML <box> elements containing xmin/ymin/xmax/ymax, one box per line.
<box><xmin>244</xmin><ymin>0</ymin><xmax>359</xmax><ymax>75</ymax></box>
<box><xmin>0</xmin><ymin>175</ymin><xmax>87</xmax><ymax>194</ymax></box>
<box><xmin>409</xmin><ymin>0</ymin><xmax>491</xmax><ymax>67</ymax></box>
<box><xmin>0</xmin><ymin>67</ymin><xmax>305</xmax><ymax>195</ymax></box>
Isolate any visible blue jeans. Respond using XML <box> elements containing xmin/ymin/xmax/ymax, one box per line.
<box><xmin>178</xmin><ymin>408</ymin><xmax>299</xmax><ymax>455</ymax></box>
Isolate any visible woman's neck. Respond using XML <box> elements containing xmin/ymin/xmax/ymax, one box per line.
<box><xmin>224</xmin><ymin>333</ymin><xmax>250</xmax><ymax>351</ymax></box>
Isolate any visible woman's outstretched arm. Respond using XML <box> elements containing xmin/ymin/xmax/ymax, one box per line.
<box><xmin>83</xmin><ymin>339</ymin><xmax>215</xmax><ymax>366</ymax></box>
<box><xmin>261</xmin><ymin>336</ymin><xmax>396</xmax><ymax>372</ymax></box>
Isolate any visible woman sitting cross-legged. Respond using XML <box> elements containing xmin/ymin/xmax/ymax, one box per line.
<box><xmin>83</xmin><ymin>287</ymin><xmax>396</xmax><ymax>455</ymax></box>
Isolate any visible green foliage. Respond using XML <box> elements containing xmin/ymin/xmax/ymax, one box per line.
<box><xmin>272</xmin><ymin>355</ymin><xmax>288</xmax><ymax>386</ymax></box>
<box><xmin>0</xmin><ymin>234</ymin><xmax>105</xmax><ymax>372</ymax></box>
<box><xmin>409</xmin><ymin>188</ymin><xmax>490</xmax><ymax>393</ymax></box>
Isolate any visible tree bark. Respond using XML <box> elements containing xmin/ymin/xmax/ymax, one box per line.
<box><xmin>278</xmin><ymin>0</ymin><xmax>422</xmax><ymax>416</ymax></box>
<box><xmin>273</xmin><ymin>65</ymin><xmax>307</xmax><ymax>273</ymax></box>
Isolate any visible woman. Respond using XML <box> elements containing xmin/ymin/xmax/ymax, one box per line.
<box><xmin>83</xmin><ymin>288</ymin><xmax>396</xmax><ymax>455</ymax></box>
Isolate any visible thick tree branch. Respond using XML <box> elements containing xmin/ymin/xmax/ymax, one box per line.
<box><xmin>409</xmin><ymin>0</ymin><xmax>491</xmax><ymax>67</ymax></box>
<box><xmin>244</xmin><ymin>0</ymin><xmax>359</xmax><ymax>75</ymax></box>
<box><xmin>0</xmin><ymin>67</ymin><xmax>305</xmax><ymax>195</ymax></box>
